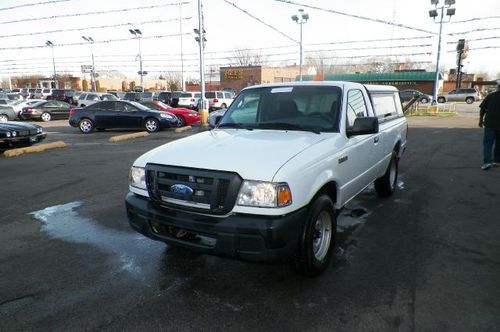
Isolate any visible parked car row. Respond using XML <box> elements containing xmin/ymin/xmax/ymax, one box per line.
<box><xmin>398</xmin><ymin>88</ymin><xmax>482</xmax><ymax>104</ymax></box>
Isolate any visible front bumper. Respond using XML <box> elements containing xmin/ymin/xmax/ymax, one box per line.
<box><xmin>125</xmin><ymin>193</ymin><xmax>307</xmax><ymax>262</ymax></box>
<box><xmin>0</xmin><ymin>133</ymin><xmax>46</xmax><ymax>147</ymax></box>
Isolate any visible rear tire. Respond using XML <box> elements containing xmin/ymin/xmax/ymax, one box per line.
<box><xmin>375</xmin><ymin>151</ymin><xmax>398</xmax><ymax>197</ymax></box>
<box><xmin>465</xmin><ymin>97</ymin><xmax>474</xmax><ymax>104</ymax></box>
<box><xmin>41</xmin><ymin>112</ymin><xmax>51</xmax><ymax>122</ymax></box>
<box><xmin>293</xmin><ymin>194</ymin><xmax>336</xmax><ymax>277</ymax></box>
<box><xmin>437</xmin><ymin>97</ymin><xmax>446</xmax><ymax>103</ymax></box>
<box><xmin>79</xmin><ymin>118</ymin><xmax>94</xmax><ymax>133</ymax></box>
<box><xmin>144</xmin><ymin>118</ymin><xmax>160</xmax><ymax>133</ymax></box>
<box><xmin>420</xmin><ymin>97</ymin><xmax>429</xmax><ymax>103</ymax></box>
<box><xmin>0</xmin><ymin>114</ymin><xmax>8</xmax><ymax>122</ymax></box>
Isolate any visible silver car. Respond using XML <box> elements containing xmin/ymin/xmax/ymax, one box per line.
<box><xmin>437</xmin><ymin>88</ymin><xmax>482</xmax><ymax>104</ymax></box>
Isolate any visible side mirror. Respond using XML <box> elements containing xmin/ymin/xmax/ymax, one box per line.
<box><xmin>347</xmin><ymin>117</ymin><xmax>379</xmax><ymax>137</ymax></box>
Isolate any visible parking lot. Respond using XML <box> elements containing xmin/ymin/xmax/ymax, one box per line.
<box><xmin>1</xmin><ymin>103</ymin><xmax>499</xmax><ymax>331</ymax></box>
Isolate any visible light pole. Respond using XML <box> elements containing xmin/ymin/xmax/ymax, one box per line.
<box><xmin>45</xmin><ymin>40</ymin><xmax>58</xmax><ymax>89</ymax></box>
<box><xmin>429</xmin><ymin>0</ymin><xmax>456</xmax><ymax>104</ymax></box>
<box><xmin>292</xmin><ymin>9</ymin><xmax>309</xmax><ymax>81</ymax></box>
<box><xmin>82</xmin><ymin>36</ymin><xmax>96</xmax><ymax>92</ymax></box>
<box><xmin>194</xmin><ymin>0</ymin><xmax>207</xmax><ymax>125</ymax></box>
<box><xmin>178</xmin><ymin>0</ymin><xmax>185</xmax><ymax>91</ymax></box>
<box><xmin>129</xmin><ymin>28</ymin><xmax>144</xmax><ymax>92</ymax></box>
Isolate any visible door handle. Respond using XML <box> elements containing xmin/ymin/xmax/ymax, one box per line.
<box><xmin>374</xmin><ymin>136</ymin><xmax>380</xmax><ymax>143</ymax></box>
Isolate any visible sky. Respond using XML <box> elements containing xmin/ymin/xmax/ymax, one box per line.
<box><xmin>0</xmin><ymin>0</ymin><xmax>499</xmax><ymax>85</ymax></box>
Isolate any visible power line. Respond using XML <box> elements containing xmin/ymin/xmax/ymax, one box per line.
<box><xmin>446</xmin><ymin>36</ymin><xmax>500</xmax><ymax>44</ymax></box>
<box><xmin>451</xmin><ymin>16</ymin><xmax>500</xmax><ymax>24</ymax></box>
<box><xmin>272</xmin><ymin>0</ymin><xmax>436</xmax><ymax>35</ymax></box>
<box><xmin>0</xmin><ymin>17</ymin><xmax>193</xmax><ymax>39</ymax></box>
<box><xmin>0</xmin><ymin>33</ymin><xmax>192</xmax><ymax>51</ymax></box>
<box><xmin>0</xmin><ymin>1</ymin><xmax>190</xmax><ymax>25</ymax></box>
<box><xmin>222</xmin><ymin>0</ymin><xmax>297</xmax><ymax>43</ymax></box>
<box><xmin>0</xmin><ymin>0</ymin><xmax>69</xmax><ymax>11</ymax></box>
<box><xmin>448</xmin><ymin>27</ymin><xmax>500</xmax><ymax>36</ymax></box>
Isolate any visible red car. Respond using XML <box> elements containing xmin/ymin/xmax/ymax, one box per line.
<box><xmin>140</xmin><ymin>101</ymin><xmax>200</xmax><ymax>126</ymax></box>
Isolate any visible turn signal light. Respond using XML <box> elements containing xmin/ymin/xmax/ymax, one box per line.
<box><xmin>277</xmin><ymin>185</ymin><xmax>292</xmax><ymax>207</ymax></box>
<box><xmin>69</xmin><ymin>108</ymin><xmax>75</xmax><ymax>115</ymax></box>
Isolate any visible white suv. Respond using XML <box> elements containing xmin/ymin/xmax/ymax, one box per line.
<box><xmin>177</xmin><ymin>91</ymin><xmax>201</xmax><ymax>109</ymax></box>
<box><xmin>77</xmin><ymin>92</ymin><xmax>118</xmax><ymax>107</ymax></box>
<box><xmin>205</xmin><ymin>91</ymin><xmax>234</xmax><ymax>110</ymax></box>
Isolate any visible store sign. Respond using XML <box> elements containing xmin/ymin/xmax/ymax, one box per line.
<box><xmin>223</xmin><ymin>69</ymin><xmax>243</xmax><ymax>80</ymax></box>
<box><xmin>81</xmin><ymin>65</ymin><xmax>93</xmax><ymax>73</ymax></box>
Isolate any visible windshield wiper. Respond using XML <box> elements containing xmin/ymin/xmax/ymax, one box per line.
<box><xmin>256</xmin><ymin>122</ymin><xmax>321</xmax><ymax>134</ymax></box>
<box><xmin>217</xmin><ymin>123</ymin><xmax>253</xmax><ymax>130</ymax></box>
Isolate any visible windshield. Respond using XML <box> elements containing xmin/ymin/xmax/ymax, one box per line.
<box><xmin>129</xmin><ymin>101</ymin><xmax>153</xmax><ymax>111</ymax></box>
<box><xmin>218</xmin><ymin>86</ymin><xmax>341</xmax><ymax>133</ymax></box>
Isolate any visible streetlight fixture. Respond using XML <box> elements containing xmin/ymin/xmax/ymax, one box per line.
<box><xmin>81</xmin><ymin>36</ymin><xmax>96</xmax><ymax>92</ymax></box>
<box><xmin>45</xmin><ymin>40</ymin><xmax>58</xmax><ymax>89</ymax></box>
<box><xmin>129</xmin><ymin>28</ymin><xmax>144</xmax><ymax>92</ymax></box>
<box><xmin>291</xmin><ymin>8</ymin><xmax>309</xmax><ymax>81</ymax></box>
<box><xmin>429</xmin><ymin>0</ymin><xmax>456</xmax><ymax>104</ymax></box>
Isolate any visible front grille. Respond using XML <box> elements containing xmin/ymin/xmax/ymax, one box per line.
<box><xmin>146</xmin><ymin>164</ymin><xmax>242</xmax><ymax>215</ymax></box>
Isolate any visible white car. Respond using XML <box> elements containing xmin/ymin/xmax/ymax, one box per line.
<box><xmin>9</xmin><ymin>99</ymin><xmax>45</xmax><ymax>118</ymax></box>
<box><xmin>125</xmin><ymin>81</ymin><xmax>408</xmax><ymax>276</ymax></box>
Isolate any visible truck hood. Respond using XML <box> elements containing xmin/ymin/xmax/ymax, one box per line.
<box><xmin>135</xmin><ymin>129</ymin><xmax>328</xmax><ymax>181</ymax></box>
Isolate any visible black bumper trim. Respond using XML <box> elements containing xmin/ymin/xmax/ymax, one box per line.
<box><xmin>125</xmin><ymin>192</ymin><xmax>307</xmax><ymax>262</ymax></box>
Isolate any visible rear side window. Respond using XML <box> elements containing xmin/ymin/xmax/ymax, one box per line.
<box><xmin>205</xmin><ymin>92</ymin><xmax>215</xmax><ymax>98</ymax></box>
<box><xmin>217</xmin><ymin>92</ymin><xmax>223</xmax><ymax>98</ymax></box>
<box><xmin>371</xmin><ymin>93</ymin><xmax>398</xmax><ymax>119</ymax></box>
<box><xmin>346</xmin><ymin>89</ymin><xmax>368</xmax><ymax>127</ymax></box>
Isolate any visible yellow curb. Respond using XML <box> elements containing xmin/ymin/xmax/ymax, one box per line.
<box><xmin>174</xmin><ymin>126</ymin><xmax>192</xmax><ymax>133</ymax></box>
<box><xmin>109</xmin><ymin>131</ymin><xmax>150</xmax><ymax>143</ymax></box>
<box><xmin>2</xmin><ymin>141</ymin><xmax>66</xmax><ymax>158</ymax></box>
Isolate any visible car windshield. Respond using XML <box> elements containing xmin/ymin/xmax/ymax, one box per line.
<box><xmin>52</xmin><ymin>89</ymin><xmax>64</xmax><ymax>96</ymax></box>
<box><xmin>156</xmin><ymin>101</ymin><xmax>171</xmax><ymax>109</ymax></box>
<box><xmin>129</xmin><ymin>101</ymin><xmax>153</xmax><ymax>111</ymax></box>
<box><xmin>218</xmin><ymin>86</ymin><xmax>341</xmax><ymax>133</ymax></box>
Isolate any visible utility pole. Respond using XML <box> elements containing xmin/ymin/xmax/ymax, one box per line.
<box><xmin>195</xmin><ymin>0</ymin><xmax>207</xmax><ymax>125</ymax></box>
<box><xmin>46</xmin><ymin>40</ymin><xmax>58</xmax><ymax>89</ymax></box>
<box><xmin>292</xmin><ymin>9</ymin><xmax>309</xmax><ymax>81</ymax></box>
<box><xmin>456</xmin><ymin>39</ymin><xmax>467</xmax><ymax>89</ymax></box>
<box><xmin>179</xmin><ymin>0</ymin><xmax>185</xmax><ymax>91</ymax></box>
<box><xmin>82</xmin><ymin>36</ymin><xmax>96</xmax><ymax>92</ymax></box>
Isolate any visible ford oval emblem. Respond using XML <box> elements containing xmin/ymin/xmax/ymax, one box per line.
<box><xmin>170</xmin><ymin>184</ymin><xmax>194</xmax><ymax>196</ymax></box>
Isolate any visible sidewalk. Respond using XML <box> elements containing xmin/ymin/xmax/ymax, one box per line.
<box><xmin>407</xmin><ymin>104</ymin><xmax>479</xmax><ymax>129</ymax></box>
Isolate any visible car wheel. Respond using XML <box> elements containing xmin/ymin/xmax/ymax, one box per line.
<box><xmin>420</xmin><ymin>97</ymin><xmax>429</xmax><ymax>103</ymax></box>
<box><xmin>79</xmin><ymin>118</ymin><xmax>94</xmax><ymax>133</ymax></box>
<box><xmin>41</xmin><ymin>112</ymin><xmax>51</xmax><ymax>122</ymax></box>
<box><xmin>80</xmin><ymin>104</ymin><xmax>86</xmax><ymax>107</ymax></box>
<box><xmin>221</xmin><ymin>103</ymin><xmax>227</xmax><ymax>108</ymax></box>
<box><xmin>0</xmin><ymin>114</ymin><xmax>8</xmax><ymax>122</ymax></box>
<box><xmin>293</xmin><ymin>194</ymin><xmax>336</xmax><ymax>277</ymax></box>
<box><xmin>144</xmin><ymin>118</ymin><xmax>160</xmax><ymax>133</ymax></box>
<box><xmin>465</xmin><ymin>97</ymin><xmax>474</xmax><ymax>104</ymax></box>
<box><xmin>437</xmin><ymin>97</ymin><xmax>446</xmax><ymax>103</ymax></box>
<box><xmin>375</xmin><ymin>151</ymin><xmax>398</xmax><ymax>197</ymax></box>
<box><xmin>176</xmin><ymin>115</ymin><xmax>186</xmax><ymax>127</ymax></box>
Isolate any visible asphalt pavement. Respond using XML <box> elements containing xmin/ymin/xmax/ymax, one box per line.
<box><xmin>1</xmin><ymin>105</ymin><xmax>499</xmax><ymax>331</ymax></box>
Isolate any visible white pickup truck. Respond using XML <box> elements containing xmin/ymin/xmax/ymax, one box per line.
<box><xmin>126</xmin><ymin>81</ymin><xmax>407</xmax><ymax>276</ymax></box>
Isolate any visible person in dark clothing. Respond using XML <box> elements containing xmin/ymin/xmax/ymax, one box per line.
<box><xmin>479</xmin><ymin>81</ymin><xmax>500</xmax><ymax>170</ymax></box>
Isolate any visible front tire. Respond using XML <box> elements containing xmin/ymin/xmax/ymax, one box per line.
<box><xmin>375</xmin><ymin>151</ymin><xmax>398</xmax><ymax>197</ymax></box>
<box><xmin>176</xmin><ymin>115</ymin><xmax>186</xmax><ymax>127</ymax></box>
<box><xmin>437</xmin><ymin>97</ymin><xmax>446</xmax><ymax>103</ymax></box>
<box><xmin>465</xmin><ymin>97</ymin><xmax>474</xmax><ymax>104</ymax></box>
<box><xmin>420</xmin><ymin>97</ymin><xmax>429</xmax><ymax>104</ymax></box>
<box><xmin>293</xmin><ymin>195</ymin><xmax>336</xmax><ymax>277</ymax></box>
<box><xmin>144</xmin><ymin>118</ymin><xmax>160</xmax><ymax>132</ymax></box>
<box><xmin>0</xmin><ymin>114</ymin><xmax>8</xmax><ymax>122</ymax></box>
<box><xmin>41</xmin><ymin>112</ymin><xmax>51</xmax><ymax>122</ymax></box>
<box><xmin>79</xmin><ymin>118</ymin><xmax>94</xmax><ymax>133</ymax></box>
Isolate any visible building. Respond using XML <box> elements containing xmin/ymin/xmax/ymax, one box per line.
<box><xmin>302</xmin><ymin>71</ymin><xmax>442</xmax><ymax>95</ymax></box>
<box><xmin>220</xmin><ymin>65</ymin><xmax>309</xmax><ymax>92</ymax></box>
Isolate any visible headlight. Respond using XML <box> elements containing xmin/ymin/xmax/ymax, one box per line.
<box><xmin>236</xmin><ymin>181</ymin><xmax>292</xmax><ymax>208</ymax></box>
<box><xmin>37</xmin><ymin>127</ymin><xmax>43</xmax><ymax>133</ymax></box>
<box><xmin>129</xmin><ymin>166</ymin><xmax>146</xmax><ymax>190</ymax></box>
<box><xmin>5</xmin><ymin>132</ymin><xmax>11</xmax><ymax>138</ymax></box>
<box><xmin>11</xmin><ymin>131</ymin><xmax>17</xmax><ymax>137</ymax></box>
<box><xmin>160</xmin><ymin>113</ymin><xmax>175</xmax><ymax>120</ymax></box>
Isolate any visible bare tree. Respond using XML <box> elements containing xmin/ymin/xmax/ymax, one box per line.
<box><xmin>228</xmin><ymin>48</ymin><xmax>266</xmax><ymax>66</ymax></box>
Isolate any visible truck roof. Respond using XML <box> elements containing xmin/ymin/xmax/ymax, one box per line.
<box><xmin>243</xmin><ymin>81</ymin><xmax>398</xmax><ymax>93</ymax></box>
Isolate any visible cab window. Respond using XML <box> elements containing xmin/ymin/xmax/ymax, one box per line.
<box><xmin>346</xmin><ymin>89</ymin><xmax>368</xmax><ymax>127</ymax></box>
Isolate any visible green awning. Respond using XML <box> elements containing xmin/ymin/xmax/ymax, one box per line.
<box><xmin>300</xmin><ymin>71</ymin><xmax>442</xmax><ymax>82</ymax></box>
